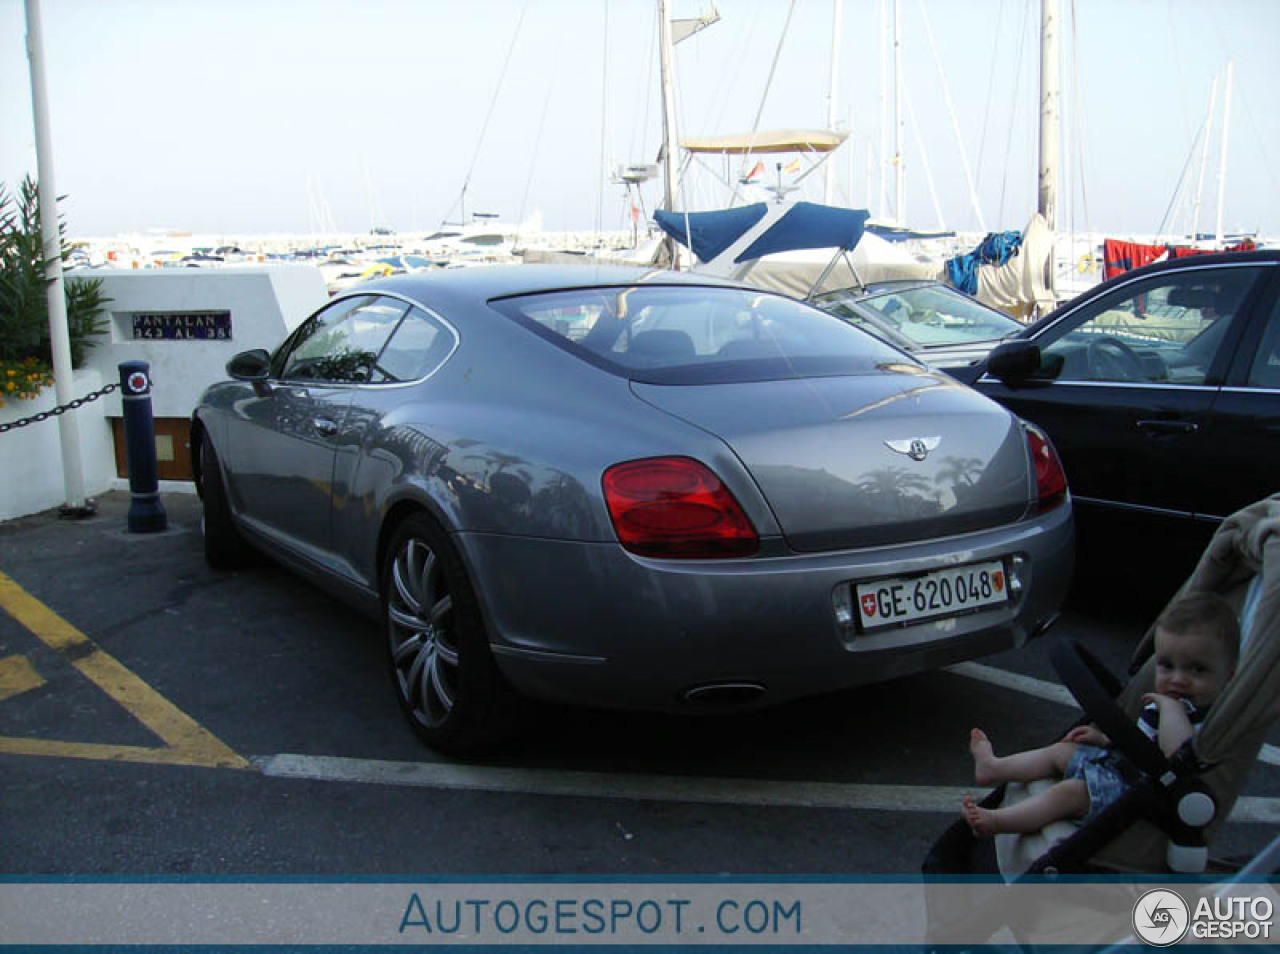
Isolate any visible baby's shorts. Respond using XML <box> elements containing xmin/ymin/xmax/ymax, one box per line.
<box><xmin>1065</xmin><ymin>744</ymin><xmax>1131</xmax><ymax>823</ymax></box>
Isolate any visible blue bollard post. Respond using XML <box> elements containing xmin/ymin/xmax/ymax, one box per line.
<box><xmin>118</xmin><ymin>360</ymin><xmax>168</xmax><ymax>533</ymax></box>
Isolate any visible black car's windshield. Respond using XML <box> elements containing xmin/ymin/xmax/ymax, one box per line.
<box><xmin>494</xmin><ymin>285</ymin><xmax>917</xmax><ymax>383</ymax></box>
<box><xmin>817</xmin><ymin>284</ymin><xmax>1024</xmax><ymax>348</ymax></box>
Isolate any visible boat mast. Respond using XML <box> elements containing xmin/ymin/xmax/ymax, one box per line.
<box><xmin>1038</xmin><ymin>0</ymin><xmax>1060</xmax><ymax>294</ymax></box>
<box><xmin>877</xmin><ymin>0</ymin><xmax>888</xmax><ymax>219</ymax></box>
<box><xmin>1192</xmin><ymin>72</ymin><xmax>1219</xmax><ymax>241</ymax></box>
<box><xmin>892</xmin><ymin>0</ymin><xmax>905</xmax><ymax>224</ymax></box>
<box><xmin>1214</xmin><ymin>60</ymin><xmax>1234</xmax><ymax>246</ymax></box>
<box><xmin>657</xmin><ymin>0</ymin><xmax>681</xmax><ymax>264</ymax></box>
<box><xmin>825</xmin><ymin>0</ymin><xmax>843</xmax><ymax>205</ymax></box>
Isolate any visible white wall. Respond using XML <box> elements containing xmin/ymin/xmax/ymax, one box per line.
<box><xmin>0</xmin><ymin>368</ymin><xmax>114</xmax><ymax>522</ymax></box>
<box><xmin>86</xmin><ymin>265</ymin><xmax>326</xmax><ymax>418</ymax></box>
<box><xmin>0</xmin><ymin>265</ymin><xmax>327</xmax><ymax>522</ymax></box>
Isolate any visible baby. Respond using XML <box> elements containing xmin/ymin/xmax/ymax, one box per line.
<box><xmin>962</xmin><ymin>591</ymin><xmax>1239</xmax><ymax>836</ymax></box>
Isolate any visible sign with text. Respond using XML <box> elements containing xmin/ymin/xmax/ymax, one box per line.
<box><xmin>132</xmin><ymin>311</ymin><xmax>232</xmax><ymax>340</ymax></box>
<box><xmin>0</xmin><ymin>879</ymin><xmax>1275</xmax><ymax>946</ymax></box>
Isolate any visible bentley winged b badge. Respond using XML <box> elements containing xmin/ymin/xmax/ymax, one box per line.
<box><xmin>885</xmin><ymin>436</ymin><xmax>941</xmax><ymax>462</ymax></box>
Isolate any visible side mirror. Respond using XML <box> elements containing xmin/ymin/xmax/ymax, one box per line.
<box><xmin>986</xmin><ymin>340</ymin><xmax>1042</xmax><ymax>384</ymax></box>
<box><xmin>227</xmin><ymin>349</ymin><xmax>271</xmax><ymax>380</ymax></box>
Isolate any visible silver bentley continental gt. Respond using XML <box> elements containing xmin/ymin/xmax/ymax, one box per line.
<box><xmin>192</xmin><ymin>265</ymin><xmax>1074</xmax><ymax>753</ymax></box>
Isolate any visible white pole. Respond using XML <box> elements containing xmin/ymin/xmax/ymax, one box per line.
<box><xmin>893</xmin><ymin>0</ymin><xmax>905</xmax><ymax>224</ymax></box>
<box><xmin>24</xmin><ymin>0</ymin><xmax>86</xmax><ymax>513</ymax></box>
<box><xmin>657</xmin><ymin>0</ymin><xmax>681</xmax><ymax>264</ymax></box>
<box><xmin>1038</xmin><ymin>0</ymin><xmax>1060</xmax><ymax>301</ymax></box>
<box><xmin>1038</xmin><ymin>0</ymin><xmax>1060</xmax><ymax>232</ymax></box>
<box><xmin>1192</xmin><ymin>73</ymin><xmax>1219</xmax><ymax>241</ymax></box>
<box><xmin>877</xmin><ymin>0</ymin><xmax>888</xmax><ymax>218</ymax></box>
<box><xmin>824</xmin><ymin>0</ymin><xmax>843</xmax><ymax>205</ymax></box>
<box><xmin>1215</xmin><ymin>60</ymin><xmax>1233</xmax><ymax>246</ymax></box>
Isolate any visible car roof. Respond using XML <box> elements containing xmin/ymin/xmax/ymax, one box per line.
<box><xmin>355</xmin><ymin>263</ymin><xmax>750</xmax><ymax>305</ymax></box>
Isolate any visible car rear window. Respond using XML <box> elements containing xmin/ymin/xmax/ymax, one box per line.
<box><xmin>491</xmin><ymin>285</ymin><xmax>914</xmax><ymax>383</ymax></box>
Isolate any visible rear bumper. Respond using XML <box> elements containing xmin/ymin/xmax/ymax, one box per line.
<box><xmin>459</xmin><ymin>503</ymin><xmax>1074</xmax><ymax>713</ymax></box>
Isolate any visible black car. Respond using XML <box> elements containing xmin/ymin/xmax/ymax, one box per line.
<box><xmin>951</xmin><ymin>249</ymin><xmax>1280</xmax><ymax>577</ymax></box>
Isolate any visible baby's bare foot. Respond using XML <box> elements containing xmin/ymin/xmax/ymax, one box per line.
<box><xmin>962</xmin><ymin>794</ymin><xmax>998</xmax><ymax>837</ymax></box>
<box><xmin>969</xmin><ymin>728</ymin><xmax>999</xmax><ymax>786</ymax></box>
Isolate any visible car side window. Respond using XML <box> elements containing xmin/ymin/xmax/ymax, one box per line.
<box><xmin>376</xmin><ymin>306</ymin><xmax>455</xmax><ymax>382</ymax></box>
<box><xmin>279</xmin><ymin>296</ymin><xmax>410</xmax><ymax>383</ymax></box>
<box><xmin>1246</xmin><ymin>296</ymin><xmax>1280</xmax><ymax>390</ymax></box>
<box><xmin>1037</xmin><ymin>267</ymin><xmax>1259</xmax><ymax>385</ymax></box>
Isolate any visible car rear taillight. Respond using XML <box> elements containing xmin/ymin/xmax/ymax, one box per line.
<box><xmin>1025</xmin><ymin>423</ymin><xmax>1067</xmax><ymax>512</ymax></box>
<box><xmin>602</xmin><ymin>457</ymin><xmax>759</xmax><ymax>558</ymax></box>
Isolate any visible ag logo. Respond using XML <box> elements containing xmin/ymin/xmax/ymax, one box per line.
<box><xmin>1133</xmin><ymin>888</ymin><xmax>1190</xmax><ymax>946</ymax></box>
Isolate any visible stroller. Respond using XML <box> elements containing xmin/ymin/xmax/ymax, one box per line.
<box><xmin>925</xmin><ymin>492</ymin><xmax>1280</xmax><ymax>879</ymax></box>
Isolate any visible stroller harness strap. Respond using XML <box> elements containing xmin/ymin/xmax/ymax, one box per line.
<box><xmin>1050</xmin><ymin>639</ymin><xmax>1168</xmax><ymax>779</ymax></box>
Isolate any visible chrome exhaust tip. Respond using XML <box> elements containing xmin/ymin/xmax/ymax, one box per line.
<box><xmin>680</xmin><ymin>682</ymin><xmax>767</xmax><ymax>708</ymax></box>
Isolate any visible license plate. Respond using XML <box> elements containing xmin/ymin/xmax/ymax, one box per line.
<box><xmin>854</xmin><ymin>560</ymin><xmax>1009</xmax><ymax>631</ymax></box>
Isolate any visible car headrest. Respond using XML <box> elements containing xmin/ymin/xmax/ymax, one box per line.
<box><xmin>629</xmin><ymin>329</ymin><xmax>696</xmax><ymax>361</ymax></box>
<box><xmin>1166</xmin><ymin>287</ymin><xmax>1220</xmax><ymax>310</ymax></box>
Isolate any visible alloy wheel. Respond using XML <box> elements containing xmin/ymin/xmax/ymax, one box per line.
<box><xmin>387</xmin><ymin>536</ymin><xmax>460</xmax><ymax>729</ymax></box>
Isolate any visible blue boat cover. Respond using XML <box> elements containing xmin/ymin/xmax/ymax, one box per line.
<box><xmin>945</xmin><ymin>230</ymin><xmax>1023</xmax><ymax>294</ymax></box>
<box><xmin>654</xmin><ymin>202</ymin><xmax>869</xmax><ymax>264</ymax></box>
<box><xmin>654</xmin><ymin>204</ymin><xmax>768</xmax><ymax>263</ymax></box>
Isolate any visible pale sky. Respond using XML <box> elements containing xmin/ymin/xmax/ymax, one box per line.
<box><xmin>3</xmin><ymin>0</ymin><xmax>1278</xmax><ymax>241</ymax></box>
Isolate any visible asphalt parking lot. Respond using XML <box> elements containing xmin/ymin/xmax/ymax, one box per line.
<box><xmin>0</xmin><ymin>490</ymin><xmax>1276</xmax><ymax>875</ymax></box>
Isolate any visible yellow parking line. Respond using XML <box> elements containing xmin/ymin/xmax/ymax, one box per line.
<box><xmin>0</xmin><ymin>654</ymin><xmax>45</xmax><ymax>701</ymax></box>
<box><xmin>0</xmin><ymin>571</ymin><xmax>248</xmax><ymax>769</ymax></box>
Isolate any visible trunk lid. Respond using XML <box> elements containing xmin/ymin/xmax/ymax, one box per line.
<box><xmin>632</xmin><ymin>368</ymin><xmax>1032</xmax><ymax>551</ymax></box>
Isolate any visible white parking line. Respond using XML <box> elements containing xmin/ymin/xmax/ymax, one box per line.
<box><xmin>256</xmin><ymin>753</ymin><xmax>974</xmax><ymax>812</ymax></box>
<box><xmin>944</xmin><ymin>662</ymin><xmax>1078</xmax><ymax>707</ymax></box>
<box><xmin>255</xmin><ymin>664</ymin><xmax>1279</xmax><ymax>822</ymax></box>
<box><xmin>255</xmin><ymin>753</ymin><xmax>1280</xmax><ymax>824</ymax></box>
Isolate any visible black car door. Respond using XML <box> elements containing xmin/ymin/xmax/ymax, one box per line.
<box><xmin>975</xmin><ymin>262</ymin><xmax>1272</xmax><ymax>535</ymax></box>
<box><xmin>1201</xmin><ymin>271</ymin><xmax>1280</xmax><ymax>521</ymax></box>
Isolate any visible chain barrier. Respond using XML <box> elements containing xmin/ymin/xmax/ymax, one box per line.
<box><xmin>0</xmin><ymin>382</ymin><xmax>120</xmax><ymax>434</ymax></box>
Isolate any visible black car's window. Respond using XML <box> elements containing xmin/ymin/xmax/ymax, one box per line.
<box><xmin>375</xmin><ymin>306</ymin><xmax>455</xmax><ymax>382</ymax></box>
<box><xmin>1246</xmin><ymin>296</ymin><xmax>1280</xmax><ymax>390</ymax></box>
<box><xmin>493</xmin><ymin>286</ymin><xmax>913</xmax><ymax>384</ymax></box>
<box><xmin>279</xmin><ymin>296</ymin><xmax>410</xmax><ymax>383</ymax></box>
<box><xmin>1036</xmin><ymin>266</ymin><xmax>1260</xmax><ymax>385</ymax></box>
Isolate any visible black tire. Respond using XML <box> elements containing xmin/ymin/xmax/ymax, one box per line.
<box><xmin>200</xmin><ymin>433</ymin><xmax>254</xmax><ymax>570</ymax></box>
<box><xmin>382</xmin><ymin>512</ymin><xmax>524</xmax><ymax>754</ymax></box>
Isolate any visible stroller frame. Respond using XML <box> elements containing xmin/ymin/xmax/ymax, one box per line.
<box><xmin>925</xmin><ymin>492</ymin><xmax>1280</xmax><ymax>879</ymax></box>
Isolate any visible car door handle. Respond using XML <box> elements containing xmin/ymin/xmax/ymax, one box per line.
<box><xmin>312</xmin><ymin>417</ymin><xmax>339</xmax><ymax>437</ymax></box>
<box><xmin>1136</xmin><ymin>419</ymin><xmax>1199</xmax><ymax>435</ymax></box>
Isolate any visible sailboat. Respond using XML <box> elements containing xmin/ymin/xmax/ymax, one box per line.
<box><xmin>644</xmin><ymin>0</ymin><xmax>1057</xmax><ymax>320</ymax></box>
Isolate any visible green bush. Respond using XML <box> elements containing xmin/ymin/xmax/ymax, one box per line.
<box><xmin>0</xmin><ymin>176</ymin><xmax>109</xmax><ymax>400</ymax></box>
